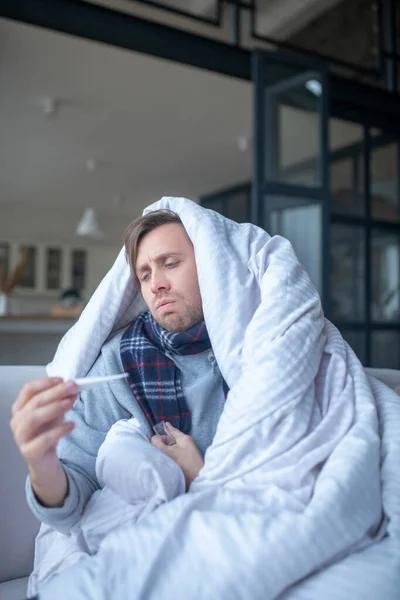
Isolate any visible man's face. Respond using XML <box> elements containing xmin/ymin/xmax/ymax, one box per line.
<box><xmin>135</xmin><ymin>223</ymin><xmax>204</xmax><ymax>332</ymax></box>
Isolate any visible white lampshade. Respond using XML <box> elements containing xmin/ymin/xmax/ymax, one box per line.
<box><xmin>76</xmin><ymin>208</ymin><xmax>102</xmax><ymax>237</ymax></box>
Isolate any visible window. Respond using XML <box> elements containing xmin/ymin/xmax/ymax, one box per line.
<box><xmin>46</xmin><ymin>248</ymin><xmax>62</xmax><ymax>290</ymax></box>
<box><xmin>331</xmin><ymin>225</ymin><xmax>365</xmax><ymax>322</ymax></box>
<box><xmin>0</xmin><ymin>243</ymin><xmax>9</xmax><ymax>290</ymax></box>
<box><xmin>72</xmin><ymin>249</ymin><xmax>86</xmax><ymax>291</ymax></box>
<box><xmin>18</xmin><ymin>246</ymin><xmax>36</xmax><ymax>289</ymax></box>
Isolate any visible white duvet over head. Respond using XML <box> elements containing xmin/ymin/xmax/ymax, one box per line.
<box><xmin>47</xmin><ymin>196</ymin><xmax>269</xmax><ymax>385</ymax></box>
<box><xmin>40</xmin><ymin>197</ymin><xmax>398</xmax><ymax>600</ymax></box>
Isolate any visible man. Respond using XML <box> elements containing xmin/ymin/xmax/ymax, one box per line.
<box><xmin>10</xmin><ymin>209</ymin><xmax>226</xmax><ymax>531</ymax></box>
<box><xmin>11</xmin><ymin>199</ymin><xmax>396</xmax><ymax>600</ymax></box>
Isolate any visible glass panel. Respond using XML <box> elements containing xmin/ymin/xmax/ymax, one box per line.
<box><xmin>268</xmin><ymin>196</ymin><xmax>322</xmax><ymax>292</ymax></box>
<box><xmin>201</xmin><ymin>198</ymin><xmax>225</xmax><ymax>215</ymax></box>
<box><xmin>371</xmin><ymin>331</ymin><xmax>400</xmax><ymax>369</ymax></box>
<box><xmin>124</xmin><ymin>0</ymin><xmax>218</xmax><ymax>23</ymax></box>
<box><xmin>46</xmin><ymin>248</ymin><xmax>62</xmax><ymax>290</ymax></box>
<box><xmin>0</xmin><ymin>243</ymin><xmax>9</xmax><ymax>291</ymax></box>
<box><xmin>370</xmin><ymin>138</ymin><xmax>399</xmax><ymax>222</ymax></box>
<box><xmin>18</xmin><ymin>246</ymin><xmax>36</xmax><ymax>289</ymax></box>
<box><xmin>371</xmin><ymin>230</ymin><xmax>400</xmax><ymax>322</ymax></box>
<box><xmin>398</xmin><ymin>62</ymin><xmax>400</xmax><ymax>96</ymax></box>
<box><xmin>330</xmin><ymin>118</ymin><xmax>364</xmax><ymax>216</ymax></box>
<box><xmin>341</xmin><ymin>330</ymin><xmax>366</xmax><ymax>365</ymax></box>
<box><xmin>227</xmin><ymin>189</ymin><xmax>250</xmax><ymax>223</ymax></box>
<box><xmin>264</xmin><ymin>68</ymin><xmax>321</xmax><ymax>187</ymax></box>
<box><xmin>331</xmin><ymin>225</ymin><xmax>365</xmax><ymax>322</ymax></box>
<box><xmin>72</xmin><ymin>250</ymin><xmax>86</xmax><ymax>291</ymax></box>
<box><xmin>276</xmin><ymin>0</ymin><xmax>379</xmax><ymax>72</ymax></box>
<box><xmin>201</xmin><ymin>187</ymin><xmax>250</xmax><ymax>223</ymax></box>
<box><xmin>397</xmin><ymin>6</ymin><xmax>400</xmax><ymax>61</ymax></box>
<box><xmin>129</xmin><ymin>0</ymin><xmax>218</xmax><ymax>20</ymax></box>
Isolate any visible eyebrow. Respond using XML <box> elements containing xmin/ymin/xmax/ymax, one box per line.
<box><xmin>137</xmin><ymin>252</ymin><xmax>183</xmax><ymax>275</ymax></box>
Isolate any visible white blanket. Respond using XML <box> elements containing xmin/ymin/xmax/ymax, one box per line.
<box><xmin>28</xmin><ymin>418</ymin><xmax>185</xmax><ymax>594</ymax></box>
<box><xmin>38</xmin><ymin>197</ymin><xmax>399</xmax><ymax>599</ymax></box>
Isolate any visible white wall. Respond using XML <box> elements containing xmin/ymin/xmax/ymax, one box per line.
<box><xmin>0</xmin><ymin>332</ymin><xmax>63</xmax><ymax>365</ymax></box>
<box><xmin>0</xmin><ymin>203</ymin><xmax>129</xmax><ymax>246</ymax></box>
<box><xmin>85</xmin><ymin>245</ymin><xmax>121</xmax><ymax>298</ymax></box>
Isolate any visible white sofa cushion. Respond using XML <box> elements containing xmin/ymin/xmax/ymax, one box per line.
<box><xmin>0</xmin><ymin>576</ymin><xmax>29</xmax><ymax>600</ymax></box>
<box><xmin>0</xmin><ymin>364</ymin><xmax>398</xmax><ymax>596</ymax></box>
<box><xmin>365</xmin><ymin>368</ymin><xmax>400</xmax><ymax>390</ymax></box>
<box><xmin>0</xmin><ymin>366</ymin><xmax>45</xmax><ymax>585</ymax></box>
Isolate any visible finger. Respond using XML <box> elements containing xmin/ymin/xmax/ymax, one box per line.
<box><xmin>12</xmin><ymin>395</ymin><xmax>77</xmax><ymax>444</ymax></box>
<box><xmin>31</xmin><ymin>381</ymin><xmax>78</xmax><ymax>410</ymax></box>
<box><xmin>165</xmin><ymin>422</ymin><xmax>187</xmax><ymax>444</ymax></box>
<box><xmin>150</xmin><ymin>435</ymin><xmax>175</xmax><ymax>456</ymax></box>
<box><xmin>20</xmin><ymin>421</ymin><xmax>75</xmax><ymax>462</ymax></box>
<box><xmin>12</xmin><ymin>377</ymin><xmax>64</xmax><ymax>415</ymax></box>
<box><xmin>34</xmin><ymin>414</ymin><xmax>66</xmax><ymax>439</ymax></box>
<box><xmin>151</xmin><ymin>434</ymin><xmax>167</xmax><ymax>449</ymax></box>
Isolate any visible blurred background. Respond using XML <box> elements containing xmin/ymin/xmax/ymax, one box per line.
<box><xmin>1</xmin><ymin>0</ymin><xmax>400</xmax><ymax>368</ymax></box>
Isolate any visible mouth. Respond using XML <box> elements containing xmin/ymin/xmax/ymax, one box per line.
<box><xmin>157</xmin><ymin>300</ymin><xmax>176</xmax><ymax>313</ymax></box>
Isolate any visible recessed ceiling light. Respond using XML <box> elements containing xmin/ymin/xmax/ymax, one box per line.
<box><xmin>41</xmin><ymin>96</ymin><xmax>58</xmax><ymax>118</ymax></box>
<box><xmin>86</xmin><ymin>158</ymin><xmax>97</xmax><ymax>172</ymax></box>
<box><xmin>113</xmin><ymin>194</ymin><xmax>126</xmax><ymax>206</ymax></box>
<box><xmin>237</xmin><ymin>136</ymin><xmax>249</xmax><ymax>152</ymax></box>
<box><xmin>305</xmin><ymin>79</ymin><xmax>322</xmax><ymax>97</ymax></box>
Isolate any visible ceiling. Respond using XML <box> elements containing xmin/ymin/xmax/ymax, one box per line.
<box><xmin>0</xmin><ymin>8</ymin><xmax>372</xmax><ymax>246</ymax></box>
<box><xmin>86</xmin><ymin>0</ymin><xmax>343</xmax><ymax>45</ymax></box>
<box><xmin>0</xmin><ymin>17</ymin><xmax>252</xmax><ymax>222</ymax></box>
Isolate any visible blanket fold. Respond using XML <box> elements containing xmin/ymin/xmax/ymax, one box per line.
<box><xmin>28</xmin><ymin>418</ymin><xmax>185</xmax><ymax>595</ymax></box>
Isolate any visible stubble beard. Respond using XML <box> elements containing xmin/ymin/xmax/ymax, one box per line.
<box><xmin>154</xmin><ymin>302</ymin><xmax>204</xmax><ymax>333</ymax></box>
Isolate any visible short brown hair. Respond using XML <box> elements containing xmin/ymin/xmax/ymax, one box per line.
<box><xmin>124</xmin><ymin>209</ymin><xmax>182</xmax><ymax>280</ymax></box>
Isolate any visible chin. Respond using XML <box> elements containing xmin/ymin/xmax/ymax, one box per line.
<box><xmin>153</xmin><ymin>306</ymin><xmax>204</xmax><ymax>333</ymax></box>
<box><xmin>160</xmin><ymin>316</ymin><xmax>186</xmax><ymax>333</ymax></box>
<box><xmin>156</xmin><ymin>313</ymin><xmax>188</xmax><ymax>333</ymax></box>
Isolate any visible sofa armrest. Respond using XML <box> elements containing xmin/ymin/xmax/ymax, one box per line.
<box><xmin>0</xmin><ymin>366</ymin><xmax>45</xmax><ymax>582</ymax></box>
<box><xmin>364</xmin><ymin>368</ymin><xmax>400</xmax><ymax>391</ymax></box>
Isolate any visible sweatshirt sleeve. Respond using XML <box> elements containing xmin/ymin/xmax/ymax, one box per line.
<box><xmin>26</xmin><ymin>353</ymin><xmax>132</xmax><ymax>534</ymax></box>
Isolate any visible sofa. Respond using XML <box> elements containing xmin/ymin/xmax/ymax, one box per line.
<box><xmin>1</xmin><ymin>365</ymin><xmax>400</xmax><ymax>600</ymax></box>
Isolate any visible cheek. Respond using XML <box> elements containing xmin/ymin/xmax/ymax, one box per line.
<box><xmin>185</xmin><ymin>269</ymin><xmax>202</xmax><ymax>301</ymax></box>
<box><xmin>140</xmin><ymin>286</ymin><xmax>151</xmax><ymax>304</ymax></box>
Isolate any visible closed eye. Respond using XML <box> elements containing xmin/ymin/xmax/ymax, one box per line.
<box><xmin>165</xmin><ymin>261</ymin><xmax>178</xmax><ymax>268</ymax></box>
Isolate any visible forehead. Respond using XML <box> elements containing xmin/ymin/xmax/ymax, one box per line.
<box><xmin>136</xmin><ymin>223</ymin><xmax>191</xmax><ymax>267</ymax></box>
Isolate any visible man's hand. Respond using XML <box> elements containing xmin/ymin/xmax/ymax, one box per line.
<box><xmin>10</xmin><ymin>377</ymin><xmax>78</xmax><ymax>507</ymax></box>
<box><xmin>151</xmin><ymin>423</ymin><xmax>204</xmax><ymax>490</ymax></box>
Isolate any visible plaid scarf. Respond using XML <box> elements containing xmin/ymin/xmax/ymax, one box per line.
<box><xmin>120</xmin><ymin>310</ymin><xmax>214</xmax><ymax>433</ymax></box>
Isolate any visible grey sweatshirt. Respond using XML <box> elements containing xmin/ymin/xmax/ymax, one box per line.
<box><xmin>26</xmin><ymin>328</ymin><xmax>226</xmax><ymax>533</ymax></box>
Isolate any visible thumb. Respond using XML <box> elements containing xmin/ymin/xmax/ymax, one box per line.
<box><xmin>165</xmin><ymin>422</ymin><xmax>187</xmax><ymax>444</ymax></box>
<box><xmin>151</xmin><ymin>435</ymin><xmax>169</xmax><ymax>452</ymax></box>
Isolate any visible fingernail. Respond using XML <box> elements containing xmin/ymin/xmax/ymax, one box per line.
<box><xmin>51</xmin><ymin>377</ymin><xmax>63</xmax><ymax>383</ymax></box>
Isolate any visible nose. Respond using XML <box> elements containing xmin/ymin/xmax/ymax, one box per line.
<box><xmin>150</xmin><ymin>271</ymin><xmax>171</xmax><ymax>294</ymax></box>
